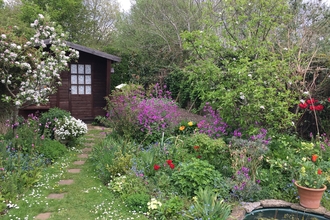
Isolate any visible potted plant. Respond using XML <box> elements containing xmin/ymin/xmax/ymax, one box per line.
<box><xmin>294</xmin><ymin>154</ymin><xmax>328</xmax><ymax>209</ymax></box>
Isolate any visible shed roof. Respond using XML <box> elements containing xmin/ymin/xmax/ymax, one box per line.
<box><xmin>44</xmin><ymin>39</ymin><xmax>121</xmax><ymax>62</ymax></box>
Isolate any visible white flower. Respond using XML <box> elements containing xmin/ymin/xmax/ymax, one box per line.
<box><xmin>1</xmin><ymin>34</ymin><xmax>6</xmax><ymax>39</ymax></box>
<box><xmin>260</xmin><ymin>105</ymin><xmax>265</xmax><ymax>109</ymax></box>
<box><xmin>248</xmin><ymin>74</ymin><xmax>252</xmax><ymax>78</ymax></box>
<box><xmin>303</xmin><ymin>91</ymin><xmax>309</xmax><ymax>95</ymax></box>
<box><xmin>38</xmin><ymin>14</ymin><xmax>44</xmax><ymax>19</ymax></box>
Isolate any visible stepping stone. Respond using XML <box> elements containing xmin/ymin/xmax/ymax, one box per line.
<box><xmin>78</xmin><ymin>154</ymin><xmax>88</xmax><ymax>158</ymax></box>
<box><xmin>47</xmin><ymin>193</ymin><xmax>66</xmax><ymax>199</ymax></box>
<box><xmin>59</xmin><ymin>179</ymin><xmax>74</xmax><ymax>185</ymax></box>
<box><xmin>84</xmin><ymin>142</ymin><xmax>94</xmax><ymax>147</ymax></box>
<box><xmin>35</xmin><ymin>212</ymin><xmax>52</xmax><ymax>220</ymax></box>
<box><xmin>68</xmin><ymin>168</ymin><xmax>81</xmax><ymax>173</ymax></box>
<box><xmin>73</xmin><ymin>160</ymin><xmax>85</xmax><ymax>165</ymax></box>
<box><xmin>82</xmin><ymin>148</ymin><xmax>92</xmax><ymax>153</ymax></box>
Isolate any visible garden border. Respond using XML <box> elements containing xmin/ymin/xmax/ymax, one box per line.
<box><xmin>227</xmin><ymin>199</ymin><xmax>330</xmax><ymax>220</ymax></box>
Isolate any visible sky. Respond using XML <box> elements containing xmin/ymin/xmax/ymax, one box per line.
<box><xmin>119</xmin><ymin>0</ymin><xmax>133</xmax><ymax>12</ymax></box>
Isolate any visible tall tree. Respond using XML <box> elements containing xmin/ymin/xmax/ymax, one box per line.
<box><xmin>83</xmin><ymin>0</ymin><xmax>120</xmax><ymax>48</ymax></box>
<box><xmin>0</xmin><ymin>14</ymin><xmax>78</xmax><ymax>130</ymax></box>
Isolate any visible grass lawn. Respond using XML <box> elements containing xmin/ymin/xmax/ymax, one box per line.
<box><xmin>2</xmin><ymin>127</ymin><xmax>148</xmax><ymax>220</ymax></box>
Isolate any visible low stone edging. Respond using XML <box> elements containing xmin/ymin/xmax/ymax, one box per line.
<box><xmin>227</xmin><ymin>199</ymin><xmax>330</xmax><ymax>220</ymax></box>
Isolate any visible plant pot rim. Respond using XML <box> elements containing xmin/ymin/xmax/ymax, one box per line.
<box><xmin>294</xmin><ymin>181</ymin><xmax>327</xmax><ymax>191</ymax></box>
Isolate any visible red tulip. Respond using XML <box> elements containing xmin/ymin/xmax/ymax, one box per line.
<box><xmin>166</xmin><ymin>160</ymin><xmax>173</xmax><ymax>165</ymax></box>
<box><xmin>154</xmin><ymin>164</ymin><xmax>161</xmax><ymax>171</ymax></box>
<box><xmin>169</xmin><ymin>163</ymin><xmax>175</xmax><ymax>169</ymax></box>
<box><xmin>317</xmin><ymin>169</ymin><xmax>322</xmax><ymax>175</ymax></box>
<box><xmin>299</xmin><ymin>102</ymin><xmax>308</xmax><ymax>109</ymax></box>
<box><xmin>311</xmin><ymin>154</ymin><xmax>318</xmax><ymax>162</ymax></box>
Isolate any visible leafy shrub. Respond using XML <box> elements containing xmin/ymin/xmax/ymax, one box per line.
<box><xmin>0</xmin><ymin>151</ymin><xmax>45</xmax><ymax>201</ymax></box>
<box><xmin>185</xmin><ymin>187</ymin><xmax>231</xmax><ymax>220</ymax></box>
<box><xmin>125</xmin><ymin>193</ymin><xmax>150</xmax><ymax>213</ymax></box>
<box><xmin>171</xmin><ymin>158</ymin><xmax>223</xmax><ymax>196</ymax></box>
<box><xmin>106</xmin><ymin>151</ymin><xmax>132</xmax><ymax>177</ymax></box>
<box><xmin>36</xmin><ymin>138</ymin><xmax>67</xmax><ymax>162</ymax></box>
<box><xmin>182</xmin><ymin>133</ymin><xmax>230</xmax><ymax>170</ymax></box>
<box><xmin>108</xmin><ymin>172</ymin><xmax>148</xmax><ymax>196</ymax></box>
<box><xmin>39</xmin><ymin>107</ymin><xmax>71</xmax><ymax>139</ymax></box>
<box><xmin>150</xmin><ymin>196</ymin><xmax>184</xmax><ymax>220</ymax></box>
<box><xmin>4</xmin><ymin>115</ymin><xmax>43</xmax><ymax>153</ymax></box>
<box><xmin>98</xmin><ymin>84</ymin><xmax>144</xmax><ymax>139</ymax></box>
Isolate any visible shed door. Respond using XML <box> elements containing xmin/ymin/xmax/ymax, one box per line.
<box><xmin>69</xmin><ymin>64</ymin><xmax>93</xmax><ymax>119</ymax></box>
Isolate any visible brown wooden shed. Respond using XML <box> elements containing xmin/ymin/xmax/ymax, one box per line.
<box><xmin>19</xmin><ymin>41</ymin><xmax>121</xmax><ymax>121</ymax></box>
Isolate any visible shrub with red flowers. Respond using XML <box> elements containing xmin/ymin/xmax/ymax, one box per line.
<box><xmin>298</xmin><ymin>98</ymin><xmax>325</xmax><ymax>112</ymax></box>
<box><xmin>297</xmin><ymin>97</ymin><xmax>330</xmax><ymax>139</ymax></box>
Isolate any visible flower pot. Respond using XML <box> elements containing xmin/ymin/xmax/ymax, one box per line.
<box><xmin>294</xmin><ymin>182</ymin><xmax>327</xmax><ymax>209</ymax></box>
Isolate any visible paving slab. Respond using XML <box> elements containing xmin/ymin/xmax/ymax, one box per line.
<box><xmin>68</xmin><ymin>168</ymin><xmax>81</xmax><ymax>173</ymax></box>
<box><xmin>59</xmin><ymin>179</ymin><xmax>74</xmax><ymax>185</ymax></box>
<box><xmin>47</xmin><ymin>193</ymin><xmax>66</xmax><ymax>199</ymax></box>
<box><xmin>78</xmin><ymin>154</ymin><xmax>88</xmax><ymax>158</ymax></box>
<box><xmin>35</xmin><ymin>212</ymin><xmax>52</xmax><ymax>220</ymax></box>
<box><xmin>82</xmin><ymin>147</ymin><xmax>92</xmax><ymax>153</ymax></box>
<box><xmin>73</xmin><ymin>160</ymin><xmax>85</xmax><ymax>165</ymax></box>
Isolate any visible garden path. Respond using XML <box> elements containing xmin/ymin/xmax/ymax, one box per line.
<box><xmin>34</xmin><ymin>125</ymin><xmax>109</xmax><ymax>220</ymax></box>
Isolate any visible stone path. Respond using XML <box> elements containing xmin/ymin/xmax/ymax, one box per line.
<box><xmin>34</xmin><ymin>125</ymin><xmax>108</xmax><ymax>220</ymax></box>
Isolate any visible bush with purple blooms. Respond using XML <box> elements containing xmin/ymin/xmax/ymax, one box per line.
<box><xmin>197</xmin><ymin>103</ymin><xmax>228</xmax><ymax>139</ymax></box>
<box><xmin>228</xmin><ymin>129</ymin><xmax>271</xmax><ymax>181</ymax></box>
<box><xmin>230</xmin><ymin>166</ymin><xmax>262</xmax><ymax>201</ymax></box>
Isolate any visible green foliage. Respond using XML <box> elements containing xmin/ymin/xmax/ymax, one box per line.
<box><xmin>99</xmin><ymin>84</ymin><xmax>144</xmax><ymax>140</ymax></box>
<box><xmin>108</xmin><ymin>172</ymin><xmax>148</xmax><ymax>196</ymax></box>
<box><xmin>125</xmin><ymin>193</ymin><xmax>150</xmax><ymax>213</ymax></box>
<box><xmin>39</xmin><ymin>107</ymin><xmax>71</xmax><ymax>139</ymax></box>
<box><xmin>152</xmin><ymin>196</ymin><xmax>184</xmax><ymax>220</ymax></box>
<box><xmin>185</xmin><ymin>187</ymin><xmax>232</xmax><ymax>220</ymax></box>
<box><xmin>89</xmin><ymin>135</ymin><xmax>135</xmax><ymax>184</ymax></box>
<box><xmin>0</xmin><ymin>151</ymin><xmax>44</xmax><ymax>201</ymax></box>
<box><xmin>171</xmin><ymin>158</ymin><xmax>223</xmax><ymax>196</ymax></box>
<box><xmin>228</xmin><ymin>136</ymin><xmax>269</xmax><ymax>181</ymax></box>
<box><xmin>182</xmin><ymin>133</ymin><xmax>230</xmax><ymax>170</ymax></box>
<box><xmin>106</xmin><ymin>151</ymin><xmax>132</xmax><ymax>177</ymax></box>
<box><xmin>36</xmin><ymin>138</ymin><xmax>67</xmax><ymax>161</ymax></box>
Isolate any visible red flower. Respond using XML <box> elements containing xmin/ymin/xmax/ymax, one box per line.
<box><xmin>169</xmin><ymin>163</ymin><xmax>175</xmax><ymax>169</ymax></box>
<box><xmin>328</xmin><ymin>97</ymin><xmax>330</xmax><ymax>102</ymax></box>
<box><xmin>306</xmin><ymin>98</ymin><xmax>318</xmax><ymax>105</ymax></box>
<box><xmin>318</xmin><ymin>169</ymin><xmax>322</xmax><ymax>175</ymax></box>
<box><xmin>311</xmin><ymin>154</ymin><xmax>318</xmax><ymax>162</ymax></box>
<box><xmin>193</xmin><ymin>146</ymin><xmax>200</xmax><ymax>150</ymax></box>
<box><xmin>166</xmin><ymin>160</ymin><xmax>173</xmax><ymax>165</ymax></box>
<box><xmin>299</xmin><ymin>102</ymin><xmax>308</xmax><ymax>109</ymax></box>
<box><xmin>314</xmin><ymin>105</ymin><xmax>324</xmax><ymax>111</ymax></box>
<box><xmin>154</xmin><ymin>164</ymin><xmax>161</xmax><ymax>171</ymax></box>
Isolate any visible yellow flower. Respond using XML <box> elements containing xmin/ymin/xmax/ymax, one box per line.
<box><xmin>301</xmin><ymin>166</ymin><xmax>306</xmax><ymax>174</ymax></box>
<box><xmin>179</xmin><ymin>126</ymin><xmax>185</xmax><ymax>131</ymax></box>
<box><xmin>188</xmin><ymin>121</ymin><xmax>193</xmax><ymax>126</ymax></box>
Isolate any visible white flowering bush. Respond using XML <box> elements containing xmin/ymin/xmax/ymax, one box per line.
<box><xmin>54</xmin><ymin>116</ymin><xmax>88</xmax><ymax>142</ymax></box>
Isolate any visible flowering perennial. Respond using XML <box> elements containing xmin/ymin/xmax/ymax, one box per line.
<box><xmin>54</xmin><ymin>116</ymin><xmax>88</xmax><ymax>140</ymax></box>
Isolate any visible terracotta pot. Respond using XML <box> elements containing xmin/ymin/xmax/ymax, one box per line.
<box><xmin>294</xmin><ymin>181</ymin><xmax>327</xmax><ymax>209</ymax></box>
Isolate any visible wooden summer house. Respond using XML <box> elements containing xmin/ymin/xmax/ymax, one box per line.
<box><xmin>19</xmin><ymin>41</ymin><xmax>121</xmax><ymax>121</ymax></box>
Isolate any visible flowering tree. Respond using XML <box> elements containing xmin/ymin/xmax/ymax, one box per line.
<box><xmin>0</xmin><ymin>14</ymin><xmax>79</xmax><ymax>128</ymax></box>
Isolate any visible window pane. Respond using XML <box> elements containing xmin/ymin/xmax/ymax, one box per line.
<box><xmin>86</xmin><ymin>85</ymin><xmax>91</xmax><ymax>94</ymax></box>
<box><xmin>78</xmin><ymin>86</ymin><xmax>84</xmax><ymax>94</ymax></box>
<box><xmin>71</xmin><ymin>75</ymin><xmax>77</xmax><ymax>84</ymax></box>
<box><xmin>71</xmin><ymin>64</ymin><xmax>77</xmax><ymax>74</ymax></box>
<box><xmin>78</xmin><ymin>75</ymin><xmax>84</xmax><ymax>84</ymax></box>
<box><xmin>78</xmin><ymin>64</ymin><xmax>84</xmax><ymax>74</ymax></box>
<box><xmin>85</xmin><ymin>75</ymin><xmax>91</xmax><ymax>84</ymax></box>
<box><xmin>71</xmin><ymin>86</ymin><xmax>77</xmax><ymax>94</ymax></box>
<box><xmin>85</xmin><ymin>65</ymin><xmax>91</xmax><ymax>74</ymax></box>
